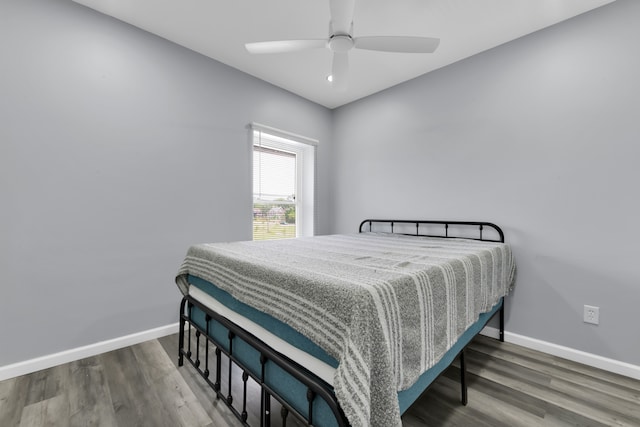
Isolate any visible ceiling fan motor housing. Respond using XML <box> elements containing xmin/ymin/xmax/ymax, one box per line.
<box><xmin>329</xmin><ymin>35</ymin><xmax>354</xmax><ymax>53</ymax></box>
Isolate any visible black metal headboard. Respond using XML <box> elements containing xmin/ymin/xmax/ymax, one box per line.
<box><xmin>358</xmin><ymin>219</ymin><xmax>505</xmax><ymax>243</ymax></box>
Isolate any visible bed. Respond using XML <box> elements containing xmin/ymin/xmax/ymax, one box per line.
<box><xmin>175</xmin><ymin>219</ymin><xmax>516</xmax><ymax>427</ymax></box>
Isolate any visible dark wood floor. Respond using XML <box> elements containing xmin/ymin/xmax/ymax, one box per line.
<box><xmin>1</xmin><ymin>333</ymin><xmax>639</xmax><ymax>427</ymax></box>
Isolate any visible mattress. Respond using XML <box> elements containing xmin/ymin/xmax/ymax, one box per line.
<box><xmin>188</xmin><ymin>284</ymin><xmax>337</xmax><ymax>385</ymax></box>
<box><xmin>177</xmin><ymin>232</ymin><xmax>516</xmax><ymax>427</ymax></box>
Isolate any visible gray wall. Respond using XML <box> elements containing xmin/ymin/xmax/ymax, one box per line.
<box><xmin>331</xmin><ymin>0</ymin><xmax>640</xmax><ymax>365</ymax></box>
<box><xmin>2</xmin><ymin>0</ymin><xmax>639</xmax><ymax>370</ymax></box>
<box><xmin>0</xmin><ymin>0</ymin><xmax>333</xmax><ymax>366</ymax></box>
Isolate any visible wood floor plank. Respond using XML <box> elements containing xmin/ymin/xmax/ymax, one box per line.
<box><xmin>18</xmin><ymin>394</ymin><xmax>69</xmax><ymax>427</ymax></box>
<box><xmin>472</xmin><ymin>334</ymin><xmax>640</xmax><ymax>393</ymax></box>
<box><xmin>468</xmin><ymin>347</ymin><xmax>554</xmax><ymax>389</ymax></box>
<box><xmin>470</xmin><ymin>335</ymin><xmax>559</xmax><ymax>366</ymax></box>
<box><xmin>464</xmin><ymin>353</ymin><xmax>637</xmax><ymax>427</ymax></box>
<box><xmin>67</xmin><ymin>356</ymin><xmax>118</xmax><ymax>427</ymax></box>
<box><xmin>0</xmin><ymin>376</ymin><xmax>19</xmax><ymax>426</ymax></box>
<box><xmin>0</xmin><ymin>375</ymin><xmax>31</xmax><ymax>427</ymax></box>
<box><xmin>443</xmin><ymin>366</ymin><xmax>548</xmax><ymax>419</ymax></box>
<box><xmin>548</xmin><ymin>376</ymin><xmax>640</xmax><ymax>425</ymax></box>
<box><xmin>130</xmin><ymin>340</ymin><xmax>177</xmax><ymax>383</ymax></box>
<box><xmin>100</xmin><ymin>346</ymin><xmax>176</xmax><ymax>427</ymax></box>
<box><xmin>22</xmin><ymin>363</ymin><xmax>69</xmax><ymax>409</ymax></box>
<box><xmin>541</xmin><ymin>403</ymin><xmax>614</xmax><ymax>427</ymax></box>
<box><xmin>406</xmin><ymin>381</ymin><xmax>496</xmax><ymax>427</ymax></box>
<box><xmin>24</xmin><ymin>370</ymin><xmax>48</xmax><ymax>407</ymax></box>
<box><xmin>43</xmin><ymin>363</ymin><xmax>70</xmax><ymax>405</ymax></box>
<box><xmin>437</xmin><ymin>374</ymin><xmax>547</xmax><ymax>427</ymax></box>
<box><xmin>131</xmin><ymin>340</ymin><xmax>213</xmax><ymax>427</ymax></box>
<box><xmin>470</xmin><ymin>336</ymin><xmax>640</xmax><ymax>404</ymax></box>
<box><xmin>155</xmin><ymin>370</ymin><xmax>215</xmax><ymax>427</ymax></box>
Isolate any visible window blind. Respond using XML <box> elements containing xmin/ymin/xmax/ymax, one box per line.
<box><xmin>253</xmin><ymin>145</ymin><xmax>296</xmax><ymax>203</ymax></box>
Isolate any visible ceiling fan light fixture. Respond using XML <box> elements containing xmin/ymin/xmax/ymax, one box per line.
<box><xmin>328</xmin><ymin>35</ymin><xmax>354</xmax><ymax>53</ymax></box>
<box><xmin>327</xmin><ymin>75</ymin><xmax>333</xmax><ymax>82</ymax></box>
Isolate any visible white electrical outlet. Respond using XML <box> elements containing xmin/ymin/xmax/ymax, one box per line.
<box><xmin>584</xmin><ymin>305</ymin><xmax>600</xmax><ymax>325</ymax></box>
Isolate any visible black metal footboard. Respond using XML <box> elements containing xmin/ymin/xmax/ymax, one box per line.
<box><xmin>179</xmin><ymin>295</ymin><xmax>349</xmax><ymax>427</ymax></box>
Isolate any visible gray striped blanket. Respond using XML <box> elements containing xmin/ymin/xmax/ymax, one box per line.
<box><xmin>176</xmin><ymin>233</ymin><xmax>516</xmax><ymax>427</ymax></box>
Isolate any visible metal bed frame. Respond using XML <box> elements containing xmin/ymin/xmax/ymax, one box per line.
<box><xmin>178</xmin><ymin>219</ymin><xmax>507</xmax><ymax>427</ymax></box>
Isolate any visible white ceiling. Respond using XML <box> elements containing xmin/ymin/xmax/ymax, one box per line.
<box><xmin>72</xmin><ymin>0</ymin><xmax>615</xmax><ymax>109</ymax></box>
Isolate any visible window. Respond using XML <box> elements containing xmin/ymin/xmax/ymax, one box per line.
<box><xmin>251</xmin><ymin>125</ymin><xmax>316</xmax><ymax>240</ymax></box>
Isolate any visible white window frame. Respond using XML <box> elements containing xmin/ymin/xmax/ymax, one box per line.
<box><xmin>250</xmin><ymin>123</ymin><xmax>317</xmax><ymax>238</ymax></box>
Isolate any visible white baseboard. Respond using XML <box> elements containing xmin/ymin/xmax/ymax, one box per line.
<box><xmin>3</xmin><ymin>323</ymin><xmax>639</xmax><ymax>383</ymax></box>
<box><xmin>480</xmin><ymin>326</ymin><xmax>640</xmax><ymax>381</ymax></box>
<box><xmin>0</xmin><ymin>323</ymin><xmax>180</xmax><ymax>382</ymax></box>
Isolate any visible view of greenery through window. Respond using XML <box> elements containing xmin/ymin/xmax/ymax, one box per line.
<box><xmin>253</xmin><ymin>202</ymin><xmax>296</xmax><ymax>240</ymax></box>
<box><xmin>253</xmin><ymin>142</ymin><xmax>297</xmax><ymax>240</ymax></box>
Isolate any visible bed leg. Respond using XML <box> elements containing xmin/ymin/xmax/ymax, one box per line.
<box><xmin>499</xmin><ymin>301</ymin><xmax>505</xmax><ymax>343</ymax></box>
<box><xmin>178</xmin><ymin>297</ymin><xmax>187</xmax><ymax>366</ymax></box>
<box><xmin>460</xmin><ymin>349</ymin><xmax>468</xmax><ymax>406</ymax></box>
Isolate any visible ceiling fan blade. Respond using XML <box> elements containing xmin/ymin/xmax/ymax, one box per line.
<box><xmin>331</xmin><ymin>52</ymin><xmax>349</xmax><ymax>91</ymax></box>
<box><xmin>330</xmin><ymin>0</ymin><xmax>355</xmax><ymax>35</ymax></box>
<box><xmin>245</xmin><ymin>39</ymin><xmax>326</xmax><ymax>54</ymax></box>
<box><xmin>354</xmin><ymin>36</ymin><xmax>440</xmax><ymax>53</ymax></box>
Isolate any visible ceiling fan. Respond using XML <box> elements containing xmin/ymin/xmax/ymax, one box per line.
<box><xmin>245</xmin><ymin>0</ymin><xmax>440</xmax><ymax>91</ymax></box>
